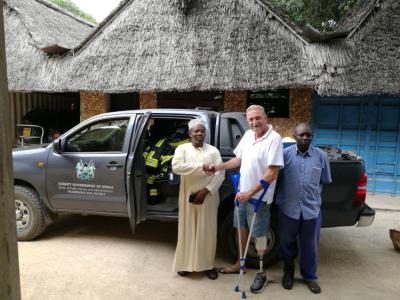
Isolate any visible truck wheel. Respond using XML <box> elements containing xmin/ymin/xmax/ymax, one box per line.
<box><xmin>220</xmin><ymin>211</ymin><xmax>280</xmax><ymax>268</ymax></box>
<box><xmin>15</xmin><ymin>186</ymin><xmax>47</xmax><ymax>241</ymax></box>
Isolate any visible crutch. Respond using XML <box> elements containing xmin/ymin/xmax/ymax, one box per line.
<box><xmin>230</xmin><ymin>172</ymin><xmax>270</xmax><ymax>299</ymax></box>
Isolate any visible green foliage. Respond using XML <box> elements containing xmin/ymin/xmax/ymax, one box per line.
<box><xmin>271</xmin><ymin>0</ymin><xmax>358</xmax><ymax>31</ymax></box>
<box><xmin>51</xmin><ymin>0</ymin><xmax>97</xmax><ymax>24</ymax></box>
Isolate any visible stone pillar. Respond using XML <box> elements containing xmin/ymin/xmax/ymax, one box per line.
<box><xmin>224</xmin><ymin>91</ymin><xmax>247</xmax><ymax>112</ymax></box>
<box><xmin>80</xmin><ymin>91</ymin><xmax>109</xmax><ymax>122</ymax></box>
<box><xmin>269</xmin><ymin>88</ymin><xmax>313</xmax><ymax>137</ymax></box>
<box><xmin>0</xmin><ymin>2</ymin><xmax>21</xmax><ymax>298</ymax></box>
<box><xmin>139</xmin><ymin>92</ymin><xmax>157</xmax><ymax>109</ymax></box>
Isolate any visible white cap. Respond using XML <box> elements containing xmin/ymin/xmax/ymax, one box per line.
<box><xmin>188</xmin><ymin>119</ymin><xmax>205</xmax><ymax>130</ymax></box>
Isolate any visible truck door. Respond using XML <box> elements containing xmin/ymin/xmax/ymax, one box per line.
<box><xmin>46</xmin><ymin>116</ymin><xmax>131</xmax><ymax>213</ymax></box>
<box><xmin>217</xmin><ymin>112</ymin><xmax>249</xmax><ymax>200</ymax></box>
<box><xmin>126</xmin><ymin>112</ymin><xmax>152</xmax><ymax>232</ymax></box>
<box><xmin>218</xmin><ymin>112</ymin><xmax>249</xmax><ymax>158</ymax></box>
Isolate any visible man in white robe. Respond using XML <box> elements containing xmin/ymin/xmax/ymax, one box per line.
<box><xmin>172</xmin><ymin>119</ymin><xmax>225</xmax><ymax>279</ymax></box>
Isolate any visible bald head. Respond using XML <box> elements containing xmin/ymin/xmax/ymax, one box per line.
<box><xmin>246</xmin><ymin>105</ymin><xmax>267</xmax><ymax>117</ymax></box>
<box><xmin>294</xmin><ymin>123</ymin><xmax>312</xmax><ymax>136</ymax></box>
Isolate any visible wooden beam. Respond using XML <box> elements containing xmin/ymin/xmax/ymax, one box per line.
<box><xmin>0</xmin><ymin>0</ymin><xmax>21</xmax><ymax>298</ymax></box>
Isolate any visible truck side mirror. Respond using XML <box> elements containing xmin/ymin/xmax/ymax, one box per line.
<box><xmin>53</xmin><ymin>139</ymin><xmax>63</xmax><ymax>154</ymax></box>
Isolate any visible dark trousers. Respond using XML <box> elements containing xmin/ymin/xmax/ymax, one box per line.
<box><xmin>278</xmin><ymin>210</ymin><xmax>322</xmax><ymax>281</ymax></box>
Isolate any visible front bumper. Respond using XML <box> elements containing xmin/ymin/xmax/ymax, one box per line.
<box><xmin>356</xmin><ymin>204</ymin><xmax>375</xmax><ymax>227</ymax></box>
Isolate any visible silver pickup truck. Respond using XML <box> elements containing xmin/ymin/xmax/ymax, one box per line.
<box><xmin>13</xmin><ymin>109</ymin><xmax>375</xmax><ymax>267</ymax></box>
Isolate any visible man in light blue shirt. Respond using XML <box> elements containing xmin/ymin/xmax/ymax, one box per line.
<box><xmin>276</xmin><ymin>123</ymin><xmax>332</xmax><ymax>294</ymax></box>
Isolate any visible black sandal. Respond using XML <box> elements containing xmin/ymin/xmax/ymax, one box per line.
<box><xmin>304</xmin><ymin>280</ymin><xmax>321</xmax><ymax>294</ymax></box>
<box><xmin>205</xmin><ymin>268</ymin><xmax>219</xmax><ymax>280</ymax></box>
<box><xmin>177</xmin><ymin>271</ymin><xmax>189</xmax><ymax>277</ymax></box>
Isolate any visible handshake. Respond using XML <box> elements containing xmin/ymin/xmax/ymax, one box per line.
<box><xmin>202</xmin><ymin>164</ymin><xmax>219</xmax><ymax>176</ymax></box>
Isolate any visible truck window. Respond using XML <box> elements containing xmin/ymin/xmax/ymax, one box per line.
<box><xmin>219</xmin><ymin>117</ymin><xmax>247</xmax><ymax>156</ymax></box>
<box><xmin>65</xmin><ymin>119</ymin><xmax>129</xmax><ymax>152</ymax></box>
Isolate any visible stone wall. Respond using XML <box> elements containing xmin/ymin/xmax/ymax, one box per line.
<box><xmin>139</xmin><ymin>92</ymin><xmax>157</xmax><ymax>109</ymax></box>
<box><xmin>222</xmin><ymin>89</ymin><xmax>313</xmax><ymax>138</ymax></box>
<box><xmin>224</xmin><ymin>91</ymin><xmax>247</xmax><ymax>112</ymax></box>
<box><xmin>77</xmin><ymin>89</ymin><xmax>311</xmax><ymax>138</ymax></box>
<box><xmin>80</xmin><ymin>92</ymin><xmax>108</xmax><ymax>121</ymax></box>
<box><xmin>269</xmin><ymin>88</ymin><xmax>313</xmax><ymax>138</ymax></box>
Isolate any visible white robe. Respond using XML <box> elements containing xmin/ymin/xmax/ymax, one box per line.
<box><xmin>171</xmin><ymin>143</ymin><xmax>225</xmax><ymax>272</ymax></box>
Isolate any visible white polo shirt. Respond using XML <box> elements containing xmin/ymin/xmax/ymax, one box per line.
<box><xmin>234</xmin><ymin>125</ymin><xmax>284</xmax><ymax>204</ymax></box>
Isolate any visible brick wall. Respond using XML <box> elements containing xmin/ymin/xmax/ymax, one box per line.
<box><xmin>224</xmin><ymin>91</ymin><xmax>247</xmax><ymax>112</ymax></box>
<box><xmin>269</xmin><ymin>88</ymin><xmax>313</xmax><ymax>138</ymax></box>
<box><xmin>80</xmin><ymin>91</ymin><xmax>108</xmax><ymax>121</ymax></box>
<box><xmin>139</xmin><ymin>92</ymin><xmax>157</xmax><ymax>109</ymax></box>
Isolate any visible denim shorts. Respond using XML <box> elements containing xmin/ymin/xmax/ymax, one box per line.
<box><xmin>233</xmin><ymin>201</ymin><xmax>271</xmax><ymax>238</ymax></box>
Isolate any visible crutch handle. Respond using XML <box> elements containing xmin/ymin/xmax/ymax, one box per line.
<box><xmin>230</xmin><ymin>174</ymin><xmax>270</xmax><ymax>211</ymax></box>
<box><xmin>248</xmin><ymin>180</ymin><xmax>270</xmax><ymax>213</ymax></box>
<box><xmin>230</xmin><ymin>172</ymin><xmax>241</xmax><ymax>207</ymax></box>
<box><xmin>230</xmin><ymin>172</ymin><xmax>240</xmax><ymax>194</ymax></box>
<box><xmin>260</xmin><ymin>179</ymin><xmax>270</xmax><ymax>190</ymax></box>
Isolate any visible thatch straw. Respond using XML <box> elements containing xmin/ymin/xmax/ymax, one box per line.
<box><xmin>336</xmin><ymin>0</ymin><xmax>378</xmax><ymax>38</ymax></box>
<box><xmin>318</xmin><ymin>0</ymin><xmax>400</xmax><ymax>96</ymax></box>
<box><xmin>4</xmin><ymin>0</ymin><xmax>400</xmax><ymax>97</ymax></box>
<box><xmin>4</xmin><ymin>0</ymin><xmax>94</xmax><ymax>91</ymax></box>
<box><xmin>42</xmin><ymin>0</ymin><xmax>318</xmax><ymax>93</ymax></box>
<box><xmin>4</xmin><ymin>4</ymin><xmax>47</xmax><ymax>91</ymax></box>
<box><xmin>5</xmin><ymin>0</ymin><xmax>94</xmax><ymax>49</ymax></box>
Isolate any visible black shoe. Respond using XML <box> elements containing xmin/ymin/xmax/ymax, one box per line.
<box><xmin>282</xmin><ymin>271</ymin><xmax>294</xmax><ymax>289</ymax></box>
<box><xmin>304</xmin><ymin>280</ymin><xmax>321</xmax><ymax>294</ymax></box>
<box><xmin>250</xmin><ymin>272</ymin><xmax>267</xmax><ymax>293</ymax></box>
<box><xmin>282</xmin><ymin>258</ymin><xmax>294</xmax><ymax>290</ymax></box>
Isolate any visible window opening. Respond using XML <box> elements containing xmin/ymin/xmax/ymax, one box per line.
<box><xmin>247</xmin><ymin>90</ymin><xmax>289</xmax><ymax>118</ymax></box>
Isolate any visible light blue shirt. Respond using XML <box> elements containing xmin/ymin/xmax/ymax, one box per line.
<box><xmin>276</xmin><ymin>145</ymin><xmax>332</xmax><ymax>220</ymax></box>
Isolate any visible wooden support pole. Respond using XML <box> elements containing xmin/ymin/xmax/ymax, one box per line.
<box><xmin>0</xmin><ymin>1</ymin><xmax>21</xmax><ymax>298</ymax></box>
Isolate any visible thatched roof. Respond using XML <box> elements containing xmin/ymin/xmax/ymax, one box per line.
<box><xmin>34</xmin><ymin>0</ymin><xmax>349</xmax><ymax>93</ymax></box>
<box><xmin>4</xmin><ymin>0</ymin><xmax>94</xmax><ymax>91</ymax></box>
<box><xmin>336</xmin><ymin>0</ymin><xmax>378</xmax><ymax>37</ymax></box>
<box><xmin>317</xmin><ymin>0</ymin><xmax>400</xmax><ymax>96</ymax></box>
<box><xmin>5</xmin><ymin>0</ymin><xmax>94</xmax><ymax>50</ymax></box>
<box><xmin>5</xmin><ymin>0</ymin><xmax>399</xmax><ymax>96</ymax></box>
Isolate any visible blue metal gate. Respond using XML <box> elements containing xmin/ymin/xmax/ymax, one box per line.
<box><xmin>312</xmin><ymin>95</ymin><xmax>400</xmax><ymax>195</ymax></box>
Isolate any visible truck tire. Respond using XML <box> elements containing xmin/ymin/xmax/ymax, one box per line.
<box><xmin>15</xmin><ymin>186</ymin><xmax>47</xmax><ymax>241</ymax></box>
<box><xmin>220</xmin><ymin>210</ymin><xmax>280</xmax><ymax>268</ymax></box>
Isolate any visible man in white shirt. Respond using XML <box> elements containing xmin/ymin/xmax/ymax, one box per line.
<box><xmin>208</xmin><ymin>105</ymin><xmax>284</xmax><ymax>293</ymax></box>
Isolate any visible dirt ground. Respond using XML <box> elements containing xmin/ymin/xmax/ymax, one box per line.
<box><xmin>18</xmin><ymin>209</ymin><xmax>400</xmax><ymax>300</ymax></box>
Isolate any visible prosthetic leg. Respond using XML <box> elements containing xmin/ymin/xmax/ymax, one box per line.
<box><xmin>230</xmin><ymin>172</ymin><xmax>270</xmax><ymax>299</ymax></box>
<box><xmin>255</xmin><ymin>237</ymin><xmax>267</xmax><ymax>273</ymax></box>
<box><xmin>249</xmin><ymin>237</ymin><xmax>268</xmax><ymax>294</ymax></box>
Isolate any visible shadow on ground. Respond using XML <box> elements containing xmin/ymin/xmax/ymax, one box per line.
<box><xmin>38</xmin><ymin>214</ymin><xmax>178</xmax><ymax>245</ymax></box>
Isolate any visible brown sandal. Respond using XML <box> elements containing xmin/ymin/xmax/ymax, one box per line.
<box><xmin>205</xmin><ymin>268</ymin><xmax>219</xmax><ymax>280</ymax></box>
<box><xmin>218</xmin><ymin>266</ymin><xmax>244</xmax><ymax>274</ymax></box>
